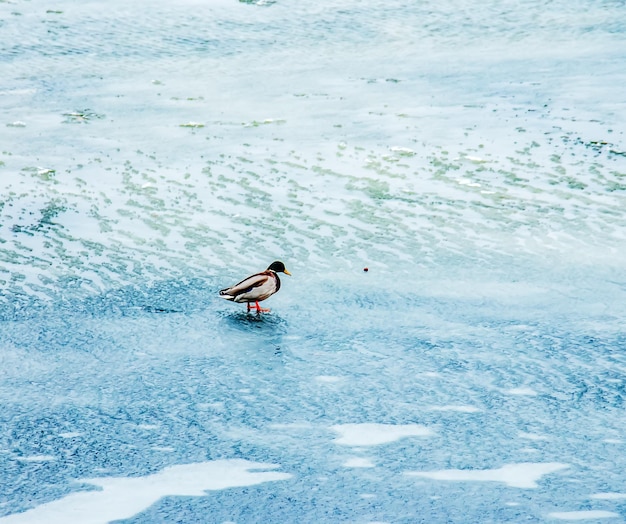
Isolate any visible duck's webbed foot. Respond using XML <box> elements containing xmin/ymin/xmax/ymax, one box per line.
<box><xmin>247</xmin><ymin>301</ymin><xmax>271</xmax><ymax>313</ymax></box>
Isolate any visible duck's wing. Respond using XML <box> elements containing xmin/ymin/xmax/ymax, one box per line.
<box><xmin>219</xmin><ymin>270</ymin><xmax>275</xmax><ymax>302</ymax></box>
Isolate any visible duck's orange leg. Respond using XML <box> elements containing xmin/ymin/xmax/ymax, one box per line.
<box><xmin>248</xmin><ymin>301</ymin><xmax>270</xmax><ymax>313</ymax></box>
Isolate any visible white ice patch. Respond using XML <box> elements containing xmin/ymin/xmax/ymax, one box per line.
<box><xmin>406</xmin><ymin>462</ymin><xmax>568</xmax><ymax>489</ymax></box>
<box><xmin>428</xmin><ymin>405</ymin><xmax>481</xmax><ymax>413</ymax></box>
<box><xmin>389</xmin><ymin>146</ymin><xmax>416</xmax><ymax>156</ymax></box>
<box><xmin>0</xmin><ymin>460</ymin><xmax>291</xmax><ymax>524</ymax></box>
<box><xmin>315</xmin><ymin>375</ymin><xmax>343</xmax><ymax>383</ymax></box>
<box><xmin>419</xmin><ymin>372</ymin><xmax>441</xmax><ymax>378</ymax></box>
<box><xmin>519</xmin><ymin>432</ymin><xmax>550</xmax><ymax>441</ymax></box>
<box><xmin>14</xmin><ymin>455</ymin><xmax>55</xmax><ymax>463</ymax></box>
<box><xmin>590</xmin><ymin>493</ymin><xmax>626</xmax><ymax>500</ymax></box>
<box><xmin>343</xmin><ymin>457</ymin><xmax>375</xmax><ymax>468</ymax></box>
<box><xmin>463</xmin><ymin>155</ymin><xmax>487</xmax><ymax>163</ymax></box>
<box><xmin>331</xmin><ymin>423</ymin><xmax>434</xmax><ymax>446</ymax></box>
<box><xmin>455</xmin><ymin>177</ymin><xmax>482</xmax><ymax>187</ymax></box>
<box><xmin>58</xmin><ymin>432</ymin><xmax>82</xmax><ymax>439</ymax></box>
<box><xmin>547</xmin><ymin>510</ymin><xmax>619</xmax><ymax>520</ymax></box>
<box><xmin>506</xmin><ymin>387</ymin><xmax>538</xmax><ymax>396</ymax></box>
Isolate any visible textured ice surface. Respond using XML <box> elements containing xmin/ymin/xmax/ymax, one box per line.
<box><xmin>1</xmin><ymin>0</ymin><xmax>626</xmax><ymax>522</ymax></box>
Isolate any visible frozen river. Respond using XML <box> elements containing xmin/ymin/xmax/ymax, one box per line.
<box><xmin>1</xmin><ymin>0</ymin><xmax>626</xmax><ymax>522</ymax></box>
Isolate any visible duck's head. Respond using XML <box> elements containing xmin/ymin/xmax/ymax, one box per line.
<box><xmin>267</xmin><ymin>260</ymin><xmax>291</xmax><ymax>276</ymax></box>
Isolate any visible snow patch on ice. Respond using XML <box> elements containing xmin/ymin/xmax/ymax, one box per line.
<box><xmin>58</xmin><ymin>432</ymin><xmax>82</xmax><ymax>439</ymax></box>
<box><xmin>14</xmin><ymin>455</ymin><xmax>55</xmax><ymax>463</ymax></box>
<box><xmin>343</xmin><ymin>457</ymin><xmax>375</xmax><ymax>468</ymax></box>
<box><xmin>331</xmin><ymin>423</ymin><xmax>434</xmax><ymax>446</ymax></box>
<box><xmin>406</xmin><ymin>462</ymin><xmax>568</xmax><ymax>489</ymax></box>
<box><xmin>590</xmin><ymin>493</ymin><xmax>626</xmax><ymax>500</ymax></box>
<box><xmin>519</xmin><ymin>432</ymin><xmax>550</xmax><ymax>441</ymax></box>
<box><xmin>506</xmin><ymin>387</ymin><xmax>538</xmax><ymax>396</ymax></box>
<box><xmin>547</xmin><ymin>510</ymin><xmax>619</xmax><ymax>520</ymax></box>
<box><xmin>428</xmin><ymin>405</ymin><xmax>481</xmax><ymax>413</ymax></box>
<box><xmin>315</xmin><ymin>375</ymin><xmax>343</xmax><ymax>383</ymax></box>
<box><xmin>0</xmin><ymin>460</ymin><xmax>291</xmax><ymax>524</ymax></box>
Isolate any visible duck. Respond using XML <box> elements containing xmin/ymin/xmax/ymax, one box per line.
<box><xmin>219</xmin><ymin>261</ymin><xmax>291</xmax><ymax>313</ymax></box>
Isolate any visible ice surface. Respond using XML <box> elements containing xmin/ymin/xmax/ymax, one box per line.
<box><xmin>1</xmin><ymin>0</ymin><xmax>626</xmax><ymax>521</ymax></box>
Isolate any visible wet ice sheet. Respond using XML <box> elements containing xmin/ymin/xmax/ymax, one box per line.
<box><xmin>1</xmin><ymin>0</ymin><xmax>626</xmax><ymax>522</ymax></box>
<box><xmin>1</xmin><ymin>0</ymin><xmax>626</xmax><ymax>298</ymax></box>
<box><xmin>2</xmin><ymin>283</ymin><xmax>626</xmax><ymax>522</ymax></box>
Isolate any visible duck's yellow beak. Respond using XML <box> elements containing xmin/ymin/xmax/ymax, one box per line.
<box><xmin>284</xmin><ymin>269</ymin><xmax>292</xmax><ymax>276</ymax></box>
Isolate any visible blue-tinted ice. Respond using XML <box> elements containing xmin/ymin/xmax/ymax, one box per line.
<box><xmin>1</xmin><ymin>0</ymin><xmax>626</xmax><ymax>522</ymax></box>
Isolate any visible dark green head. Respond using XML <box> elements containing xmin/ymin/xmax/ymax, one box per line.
<box><xmin>267</xmin><ymin>261</ymin><xmax>291</xmax><ymax>275</ymax></box>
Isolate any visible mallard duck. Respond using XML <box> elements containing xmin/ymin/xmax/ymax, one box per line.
<box><xmin>219</xmin><ymin>261</ymin><xmax>291</xmax><ymax>313</ymax></box>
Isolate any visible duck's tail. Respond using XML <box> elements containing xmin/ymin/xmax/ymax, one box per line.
<box><xmin>219</xmin><ymin>289</ymin><xmax>235</xmax><ymax>301</ymax></box>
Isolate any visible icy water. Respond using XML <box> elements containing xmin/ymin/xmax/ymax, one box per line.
<box><xmin>1</xmin><ymin>0</ymin><xmax>626</xmax><ymax>522</ymax></box>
